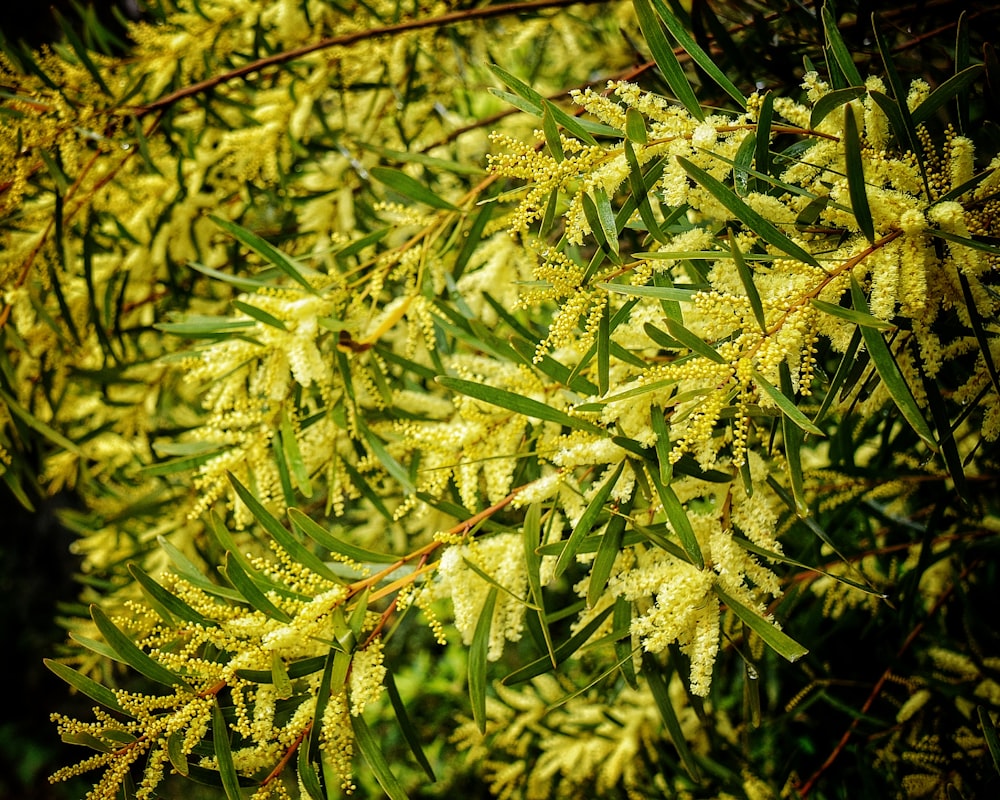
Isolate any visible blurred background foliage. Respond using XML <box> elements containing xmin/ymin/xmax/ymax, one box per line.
<box><xmin>2</xmin><ymin>0</ymin><xmax>1000</xmax><ymax>798</ymax></box>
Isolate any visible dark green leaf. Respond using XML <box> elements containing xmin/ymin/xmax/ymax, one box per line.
<box><xmin>822</xmin><ymin>3</ymin><xmax>863</xmax><ymax>86</ymax></box>
<box><xmin>351</xmin><ymin>713</ymin><xmax>409</xmax><ymax>800</ymax></box>
<box><xmin>503</xmin><ymin>605</ymin><xmax>613</xmax><ymax>685</ymax></box>
<box><xmin>730</xmin><ymin>229</ymin><xmax>766</xmax><ymax>332</ymax></box>
<box><xmin>911</xmin><ymin>65</ymin><xmax>984</xmax><ymax>127</ymax></box>
<box><xmin>91</xmin><ymin>605</ymin><xmax>187</xmax><ymax>688</ymax></box>
<box><xmin>665</xmin><ymin>316</ymin><xmax>726</xmax><ymax>364</ymax></box>
<box><xmin>811</xmin><ymin>298</ymin><xmax>892</xmax><ymax>329</ymax></box>
<box><xmin>625</xmin><ymin>107</ymin><xmax>648</xmax><ymax>143</ymax></box>
<box><xmin>677</xmin><ymin>157</ymin><xmax>820</xmax><ymax>267</ymax></box>
<box><xmin>211</xmin><ymin>699</ymin><xmax>245</xmax><ymax>800</ymax></box>
<box><xmin>588</xmin><ymin>489</ymin><xmax>633</xmax><ymax>607</ymax></box>
<box><xmin>979</xmin><ymin>706</ymin><xmax>1000</xmax><ymax>774</ymax></box>
<box><xmin>647</xmin><ymin>468</ymin><xmax>704</xmax><ymax>568</ymax></box>
<box><xmin>385</xmin><ymin>671</ymin><xmax>436</xmax><ymax>781</ymax></box>
<box><xmin>843</xmin><ymin>104</ymin><xmax>875</xmax><ymax>243</ymax></box>
<box><xmin>288</xmin><ymin>508</ymin><xmax>397</xmax><ymax>564</ymax></box>
<box><xmin>210</xmin><ymin>215</ymin><xmax>319</xmax><ymax>294</ymax></box>
<box><xmin>232</xmin><ymin>299</ymin><xmax>287</xmax><ymax>331</ymax></box>
<box><xmin>554</xmin><ymin>462</ymin><xmax>625</xmax><ymax>579</ymax></box>
<box><xmin>371</xmin><ymin>167</ymin><xmax>458</xmax><ymax>211</ymax></box>
<box><xmin>221</xmin><ymin>552</ymin><xmax>294</xmax><ymax>622</ymax></box>
<box><xmin>128</xmin><ymin>563</ymin><xmax>214</xmax><ymax>627</ymax></box>
<box><xmin>809</xmin><ymin>86</ymin><xmax>867</xmax><ymax>129</ymax></box>
<box><xmin>633</xmin><ymin>0</ymin><xmax>704</xmax><ymax>120</ymax></box>
<box><xmin>643</xmin><ymin>654</ymin><xmax>701</xmax><ymax>780</ymax></box>
<box><xmin>470</xmin><ymin>586</ymin><xmax>498</xmax><ymax>733</ymax></box>
<box><xmin>712</xmin><ymin>585</ymin><xmax>808</xmax><ymax>662</ymax></box>
<box><xmin>45</xmin><ymin>659</ymin><xmax>124</xmax><ymax>713</ymax></box>
<box><xmin>753</xmin><ymin>369</ymin><xmax>825</xmax><ymax>436</ymax></box>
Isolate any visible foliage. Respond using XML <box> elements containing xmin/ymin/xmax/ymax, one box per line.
<box><xmin>3</xmin><ymin>0</ymin><xmax>1000</xmax><ymax>798</ymax></box>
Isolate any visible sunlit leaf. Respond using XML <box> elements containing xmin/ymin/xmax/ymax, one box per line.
<box><xmin>712</xmin><ymin>585</ymin><xmax>808</xmax><ymax>662</ymax></box>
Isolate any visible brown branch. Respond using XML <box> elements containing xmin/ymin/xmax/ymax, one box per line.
<box><xmin>131</xmin><ymin>0</ymin><xmax>609</xmax><ymax>116</ymax></box>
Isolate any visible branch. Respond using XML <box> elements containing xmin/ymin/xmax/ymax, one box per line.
<box><xmin>131</xmin><ymin>0</ymin><xmax>608</xmax><ymax>116</ymax></box>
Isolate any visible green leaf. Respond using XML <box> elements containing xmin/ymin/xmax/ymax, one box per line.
<box><xmin>779</xmin><ymin>361</ymin><xmax>809</xmax><ymax>517</ymax></box>
<box><xmin>157</xmin><ymin>535</ymin><xmax>244</xmax><ymax>602</ymax></box>
<box><xmin>597</xmin><ymin>300</ymin><xmax>610</xmax><ymax>396</ymax></box>
<box><xmin>128</xmin><ymin>563</ymin><xmax>215</xmax><ymax>627</ymax></box>
<box><xmin>221</xmin><ymin>552</ymin><xmax>294</xmax><ymax>622</ymax></box>
<box><xmin>809</xmin><ymin>86</ymin><xmax>868</xmax><ymax>129</ymax></box>
<box><xmin>850</xmin><ymin>277</ymin><xmax>937</xmax><ymax>449</ymax></box>
<box><xmin>613</xmin><ymin>596</ymin><xmax>638</xmax><ymax>689</ymax></box>
<box><xmin>624</xmin><ymin>142</ymin><xmax>667</xmax><ymax>243</ymax></box>
<box><xmin>754</xmin><ymin>91</ymin><xmax>774</xmax><ymax>185</ymax></box>
<box><xmin>542</xmin><ymin>103</ymin><xmax>564</xmax><ymax>162</ymax></box>
<box><xmin>625</xmin><ymin>107</ymin><xmax>648</xmax><ymax>143</ymax></box>
<box><xmin>296</xmin><ymin>730</ymin><xmax>325</xmax><ymax>800</ymax></box>
<box><xmin>752</xmin><ymin>370</ymin><xmax>825</xmax><ymax>436</ymax></box>
<box><xmin>979</xmin><ymin>706</ymin><xmax>1000</xmax><ymax>774</ymax></box>
<box><xmin>437</xmin><ymin>376</ymin><xmax>606</xmax><ymax>436</ymax></box>
<box><xmin>911</xmin><ymin>65</ymin><xmax>984</xmax><ymax>127</ymax></box>
<box><xmin>677</xmin><ymin>156</ymin><xmax>821</xmax><ymax>268</ymax></box>
<box><xmin>287</xmin><ymin>508</ymin><xmax>397</xmax><ymax>564</ymax></box>
<box><xmin>730</xmin><ymin>229</ymin><xmax>766</xmax><ymax>333</ymax></box>
<box><xmin>811</xmin><ymin>298</ymin><xmax>892</xmax><ymax>329</ymax></box>
<box><xmin>651</xmin><ymin>404</ymin><xmax>672</xmax><ymax>485</ymax></box>
<box><xmin>91</xmin><ymin>605</ymin><xmax>187</xmax><ymax>688</ymax></box>
<box><xmin>588</xmin><ymin>490</ymin><xmax>633</xmax><ymax>608</ymax></box>
<box><xmin>210</xmin><ymin>215</ymin><xmax>319</xmax><ymax>294</ymax></box>
<box><xmin>643</xmin><ymin>654</ymin><xmax>701</xmax><ymax>781</ymax></box>
<box><xmin>598</xmin><ymin>282</ymin><xmax>702</xmax><ymax>302</ymax></box>
<box><xmin>554</xmin><ymin>461</ymin><xmax>626</xmax><ymax>580</ymax></box>
<box><xmin>212</xmin><ymin>699</ymin><xmax>245</xmax><ymax>800</ymax></box>
<box><xmin>649</xmin><ymin>0</ymin><xmax>747</xmax><ymax>109</ymax></box>
<box><xmin>633</xmin><ymin>0</ymin><xmax>704</xmax><ymax>120</ymax></box>
<box><xmin>370</xmin><ymin>167</ymin><xmax>458</xmax><ymax>211</ymax></box>
<box><xmin>470</xmin><ymin>586</ymin><xmax>498</xmax><ymax>733</ymax></box>
<box><xmin>712</xmin><ymin>585</ymin><xmax>808</xmax><ymax>662</ymax></box>
<box><xmin>279</xmin><ymin>410</ymin><xmax>313</xmax><ymax>498</ymax></box>
<box><xmin>228</xmin><ymin>474</ymin><xmax>342</xmax><ymax>583</ymax></box>
<box><xmin>665</xmin><ymin>316</ymin><xmax>726</xmax><ymax>364</ymax></box>
<box><xmin>843</xmin><ymin>104</ymin><xmax>875</xmax><ymax>243</ymax></box>
<box><xmin>351</xmin><ymin>714</ymin><xmax>409</xmax><ymax>800</ymax></box>
<box><xmin>167</xmin><ymin>731</ymin><xmax>189</xmax><ymax>777</ymax></box>
<box><xmin>385</xmin><ymin>671</ymin><xmax>436</xmax><ymax>781</ymax></box>
<box><xmin>822</xmin><ymin>3</ymin><xmax>863</xmax><ymax>86</ymax></box>
<box><xmin>232</xmin><ymin>299</ymin><xmax>287</xmax><ymax>331</ymax></box>
<box><xmin>45</xmin><ymin>659</ymin><xmax>124</xmax><ymax>713</ymax></box>
<box><xmin>0</xmin><ymin>388</ymin><xmax>84</xmax><ymax>455</ymax></box>
<box><xmin>503</xmin><ymin>605</ymin><xmax>614</xmax><ymax>685</ymax></box>
<box><xmin>647</xmin><ymin>467</ymin><xmax>704</xmax><ymax>568</ymax></box>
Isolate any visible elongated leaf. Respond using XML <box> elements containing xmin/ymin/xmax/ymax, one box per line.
<box><xmin>588</xmin><ymin>490</ymin><xmax>633</xmax><ymax>607</ymax></box>
<box><xmin>351</xmin><ymin>713</ymin><xmax>409</xmax><ymax>800</ymax></box>
<box><xmin>677</xmin><ymin>157</ymin><xmax>820</xmax><ymax>268</ymax></box>
<box><xmin>45</xmin><ymin>659</ymin><xmax>124</xmax><ymax>713</ymax></box>
<box><xmin>734</xmin><ymin>130</ymin><xmax>756</xmax><ymax>196</ymax></box>
<box><xmin>232</xmin><ymin>299</ymin><xmax>287</xmax><ymax>331</ymax></box>
<box><xmin>128</xmin><ymin>563</ymin><xmax>214</xmax><ymax>627</ymax></box>
<box><xmin>167</xmin><ymin>731</ymin><xmax>189</xmax><ymax>776</ymax></box>
<box><xmin>613</xmin><ymin>596</ymin><xmax>638</xmax><ymax>689</ymax></box>
<box><xmin>385</xmin><ymin>671</ymin><xmax>436</xmax><ymax>781</ymax></box>
<box><xmin>649</xmin><ymin>0</ymin><xmax>747</xmax><ymax>109</ymax></box>
<box><xmin>599</xmin><ymin>282</ymin><xmax>701</xmax><ymax>302</ymax></box>
<box><xmin>221</xmin><ymin>553</ymin><xmax>293</xmax><ymax>622</ymax></box>
<box><xmin>212</xmin><ymin>699</ymin><xmax>244</xmax><ymax>800</ymax></box>
<box><xmin>665</xmin><ymin>316</ymin><xmax>726</xmax><ymax>364</ymax></box>
<box><xmin>542</xmin><ymin>104</ymin><xmax>564</xmax><ymax>161</ymax></box>
<box><xmin>643</xmin><ymin>654</ymin><xmax>701</xmax><ymax>780</ymax></box>
<box><xmin>371</xmin><ymin>167</ymin><xmax>458</xmax><ymax>211</ymax></box>
<box><xmin>228</xmin><ymin>474</ymin><xmax>342</xmax><ymax>582</ymax></box>
<box><xmin>280</xmin><ymin>410</ymin><xmax>313</xmax><ymax>498</ymax></box>
<box><xmin>811</xmin><ymin>298</ymin><xmax>892</xmax><ymax>329</ymax></box>
<box><xmin>712</xmin><ymin>585</ymin><xmax>808</xmax><ymax>662</ymax></box>
<box><xmin>287</xmin><ymin>508</ymin><xmax>397</xmax><ymax>564</ymax></box>
<box><xmin>157</xmin><ymin>535</ymin><xmax>244</xmax><ymax>601</ymax></box>
<box><xmin>730</xmin><ymin>230</ymin><xmax>766</xmax><ymax>332</ymax></box>
<box><xmin>754</xmin><ymin>91</ymin><xmax>774</xmax><ymax>186</ymax></box>
<box><xmin>779</xmin><ymin>361</ymin><xmax>808</xmax><ymax>516</ymax></box>
<box><xmin>624</xmin><ymin>142</ymin><xmax>667</xmax><ymax>243</ymax></box>
<box><xmin>470</xmin><ymin>586</ymin><xmax>498</xmax><ymax>733</ymax></box>
<box><xmin>753</xmin><ymin>370</ymin><xmax>825</xmax><ymax>436</ymax></box>
<box><xmin>843</xmin><ymin>105</ymin><xmax>875</xmax><ymax>243</ymax></box>
<box><xmin>850</xmin><ymin>277</ymin><xmax>937</xmax><ymax>449</ymax></box>
<box><xmin>980</xmin><ymin>706</ymin><xmax>1000</xmax><ymax>773</ymax></box>
<box><xmin>437</xmin><ymin>376</ymin><xmax>605</xmax><ymax>436</ymax></box>
<box><xmin>503</xmin><ymin>605</ymin><xmax>614</xmax><ymax>685</ymax></box>
<box><xmin>210</xmin><ymin>215</ymin><xmax>319</xmax><ymax>294</ymax></box>
<box><xmin>633</xmin><ymin>0</ymin><xmax>704</xmax><ymax>120</ymax></box>
<box><xmin>625</xmin><ymin>107</ymin><xmax>648</xmax><ymax>143</ymax></box>
<box><xmin>297</xmin><ymin>731</ymin><xmax>325</xmax><ymax>800</ymax></box>
<box><xmin>911</xmin><ymin>65</ymin><xmax>984</xmax><ymax>127</ymax></box>
<box><xmin>0</xmin><ymin>388</ymin><xmax>83</xmax><ymax>455</ymax></box>
<box><xmin>91</xmin><ymin>605</ymin><xmax>186</xmax><ymax>687</ymax></box>
<box><xmin>822</xmin><ymin>3</ymin><xmax>863</xmax><ymax>86</ymax></box>
<box><xmin>554</xmin><ymin>462</ymin><xmax>625</xmax><ymax>579</ymax></box>
<box><xmin>810</xmin><ymin>86</ymin><xmax>867</xmax><ymax>129</ymax></box>
<box><xmin>648</xmin><ymin>468</ymin><xmax>704</xmax><ymax>568</ymax></box>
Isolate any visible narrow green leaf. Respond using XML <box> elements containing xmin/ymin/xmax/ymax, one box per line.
<box><xmin>221</xmin><ymin>553</ymin><xmax>293</xmax><ymax>622</ymax></box>
<box><xmin>613</xmin><ymin>596</ymin><xmax>638</xmax><ymax>689</ymax></box>
<box><xmin>45</xmin><ymin>659</ymin><xmax>124</xmax><ymax>713</ymax></box>
<box><xmin>752</xmin><ymin>370</ymin><xmax>825</xmax><ymax>436</ymax></box>
<box><xmin>588</xmin><ymin>490</ymin><xmax>633</xmax><ymax>607</ymax></box>
<box><xmin>733</xmin><ymin>130</ymin><xmax>756</xmax><ymax>196</ymax></box>
<box><xmin>287</xmin><ymin>508</ymin><xmax>396</xmax><ymax>564</ymax></box>
<box><xmin>597</xmin><ymin>300</ymin><xmax>610</xmax><ymax>396</ymax></box>
<box><xmin>979</xmin><ymin>706</ymin><xmax>1000</xmax><ymax>774</ymax></box>
<box><xmin>822</xmin><ymin>3</ymin><xmax>863</xmax><ymax>86</ymax></box>
<box><xmin>809</xmin><ymin>86</ymin><xmax>867</xmax><ymax>129</ymax></box>
<box><xmin>157</xmin><ymin>535</ymin><xmax>244</xmax><ymax>602</ymax></box>
<box><xmin>280</xmin><ymin>410</ymin><xmax>313</xmax><ymax>498</ymax></box>
<box><xmin>730</xmin><ymin>229</ymin><xmax>766</xmax><ymax>333</ymax></box>
<box><xmin>503</xmin><ymin>605</ymin><xmax>614</xmax><ymax>685</ymax></box>
<box><xmin>598</xmin><ymin>282</ymin><xmax>701</xmax><ymax>302</ymax></box>
<box><xmin>625</xmin><ymin>107</ymin><xmax>648</xmax><ymax>143</ymax></box>
<box><xmin>754</xmin><ymin>91</ymin><xmax>774</xmax><ymax>185</ymax></box>
<box><xmin>351</xmin><ymin>713</ymin><xmax>409</xmax><ymax>800</ymax></box>
<box><xmin>843</xmin><ymin>104</ymin><xmax>875</xmax><ymax>243</ymax></box>
<box><xmin>437</xmin><ymin>376</ymin><xmax>606</xmax><ymax>436</ymax></box>
<box><xmin>677</xmin><ymin>156</ymin><xmax>821</xmax><ymax>267</ymax></box>
<box><xmin>593</xmin><ymin>186</ymin><xmax>619</xmax><ymax>257</ymax></box>
<box><xmin>91</xmin><ymin>605</ymin><xmax>187</xmax><ymax>688</ymax></box>
<box><xmin>188</xmin><ymin>261</ymin><xmax>276</xmax><ymax>292</ymax></box>
<box><xmin>211</xmin><ymin>699</ymin><xmax>244</xmax><ymax>800</ymax></box>
<box><xmin>385</xmin><ymin>671</ymin><xmax>436</xmax><ymax>781</ymax></box>
<box><xmin>0</xmin><ymin>388</ymin><xmax>83</xmax><ymax>455</ymax></box>
<box><xmin>649</xmin><ymin>0</ymin><xmax>747</xmax><ymax>109</ymax></box>
<box><xmin>633</xmin><ymin>0</ymin><xmax>704</xmax><ymax>120</ymax></box>
<box><xmin>643</xmin><ymin>654</ymin><xmax>701</xmax><ymax>780</ymax></box>
<box><xmin>53</xmin><ymin>8</ymin><xmax>112</xmax><ymax>95</ymax></box>
<box><xmin>779</xmin><ymin>361</ymin><xmax>809</xmax><ymax>516</ymax></box>
<box><xmin>554</xmin><ymin>462</ymin><xmax>625</xmax><ymax>579</ymax></box>
<box><xmin>665</xmin><ymin>316</ymin><xmax>726</xmax><ymax>364</ymax></box>
<box><xmin>648</xmin><ymin>468</ymin><xmax>704</xmax><ymax>568</ymax></box>
<box><xmin>128</xmin><ymin>563</ymin><xmax>214</xmax><ymax>627</ymax></box>
<box><xmin>167</xmin><ymin>731</ymin><xmax>189</xmax><ymax>777</ymax></box>
<box><xmin>232</xmin><ymin>299</ymin><xmax>288</xmax><ymax>331</ymax></box>
<box><xmin>911</xmin><ymin>65</ymin><xmax>984</xmax><ymax>127</ymax></box>
<box><xmin>470</xmin><ymin>586</ymin><xmax>498</xmax><ymax>733</ymax></box>
<box><xmin>850</xmin><ymin>277</ymin><xmax>937</xmax><ymax>448</ymax></box>
<box><xmin>542</xmin><ymin>104</ymin><xmax>564</xmax><ymax>162</ymax></box>
<box><xmin>296</xmin><ymin>731</ymin><xmax>325</xmax><ymax>800</ymax></box>
<box><xmin>228</xmin><ymin>474</ymin><xmax>342</xmax><ymax>582</ymax></box>
<box><xmin>370</xmin><ymin>166</ymin><xmax>458</xmax><ymax>211</ymax></box>
<box><xmin>210</xmin><ymin>215</ymin><xmax>319</xmax><ymax>294</ymax></box>
<box><xmin>624</xmin><ymin>142</ymin><xmax>667</xmax><ymax>243</ymax></box>
<box><xmin>927</xmin><ymin>228</ymin><xmax>1000</xmax><ymax>257</ymax></box>
<box><xmin>811</xmin><ymin>298</ymin><xmax>892</xmax><ymax>329</ymax></box>
<box><xmin>713</xmin><ymin>585</ymin><xmax>808</xmax><ymax>662</ymax></box>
